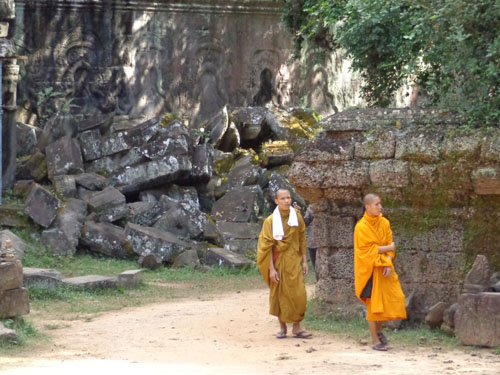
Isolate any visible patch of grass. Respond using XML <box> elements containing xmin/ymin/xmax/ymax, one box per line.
<box><xmin>305</xmin><ymin>299</ymin><xmax>459</xmax><ymax>349</ymax></box>
<box><xmin>0</xmin><ymin>317</ymin><xmax>45</xmax><ymax>350</ymax></box>
<box><xmin>496</xmin><ymin>346</ymin><xmax>500</xmax><ymax>355</ymax></box>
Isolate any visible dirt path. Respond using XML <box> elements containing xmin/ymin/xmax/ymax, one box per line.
<box><xmin>1</xmin><ymin>287</ymin><xmax>499</xmax><ymax>375</ymax></box>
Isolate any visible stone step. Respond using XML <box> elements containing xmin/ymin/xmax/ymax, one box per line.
<box><xmin>205</xmin><ymin>248</ymin><xmax>254</xmax><ymax>269</ymax></box>
<box><xmin>23</xmin><ymin>267</ymin><xmax>63</xmax><ymax>286</ymax></box>
<box><xmin>62</xmin><ymin>275</ymin><xmax>117</xmax><ymax>290</ymax></box>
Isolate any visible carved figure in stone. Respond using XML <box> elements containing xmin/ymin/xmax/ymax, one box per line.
<box><xmin>248</xmin><ymin>49</ymin><xmax>282</xmax><ymax>107</ymax></box>
<box><xmin>307</xmin><ymin>66</ymin><xmax>338</xmax><ymax>116</ymax></box>
<box><xmin>253</xmin><ymin>68</ymin><xmax>280</xmax><ymax>107</ymax></box>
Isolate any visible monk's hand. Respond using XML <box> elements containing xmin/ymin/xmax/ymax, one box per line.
<box><xmin>293</xmin><ymin>202</ymin><xmax>301</xmax><ymax>211</ymax></box>
<box><xmin>382</xmin><ymin>266</ymin><xmax>392</xmax><ymax>277</ymax></box>
<box><xmin>302</xmin><ymin>261</ymin><xmax>309</xmax><ymax>276</ymax></box>
<box><xmin>269</xmin><ymin>268</ymin><xmax>280</xmax><ymax>284</ymax></box>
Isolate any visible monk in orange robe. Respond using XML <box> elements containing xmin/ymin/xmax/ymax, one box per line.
<box><xmin>257</xmin><ymin>189</ymin><xmax>312</xmax><ymax>339</ymax></box>
<box><xmin>354</xmin><ymin>193</ymin><xmax>407</xmax><ymax>350</ymax></box>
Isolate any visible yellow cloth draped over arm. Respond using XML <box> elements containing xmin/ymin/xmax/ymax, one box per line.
<box><xmin>257</xmin><ymin>209</ymin><xmax>307</xmax><ymax>323</ymax></box>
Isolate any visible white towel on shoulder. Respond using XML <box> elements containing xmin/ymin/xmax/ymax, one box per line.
<box><xmin>272</xmin><ymin>205</ymin><xmax>299</xmax><ymax>240</ymax></box>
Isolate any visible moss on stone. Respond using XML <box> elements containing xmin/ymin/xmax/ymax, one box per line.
<box><xmin>160</xmin><ymin>113</ymin><xmax>179</xmax><ymax>127</ymax></box>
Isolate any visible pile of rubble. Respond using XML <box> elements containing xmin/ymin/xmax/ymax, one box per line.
<box><xmin>424</xmin><ymin>255</ymin><xmax>500</xmax><ymax>347</ymax></box>
<box><xmin>8</xmin><ymin>106</ymin><xmax>316</xmax><ymax>269</ymax></box>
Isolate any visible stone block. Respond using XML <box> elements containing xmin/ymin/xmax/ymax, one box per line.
<box><xmin>46</xmin><ymin>136</ymin><xmax>84</xmax><ymax>178</ymax></box>
<box><xmin>217</xmin><ymin>121</ymin><xmax>240</xmax><ymax>152</ymax></box>
<box><xmin>260</xmin><ymin>141</ymin><xmax>295</xmax><ymax>168</ymax></box>
<box><xmin>409</xmin><ymin>163</ymin><xmax>438</xmax><ymax>185</ymax></box>
<box><xmin>41</xmin><ymin>228</ymin><xmax>76</xmax><ymax>257</ymax></box>
<box><xmin>112</xmin><ymin>155</ymin><xmax>192</xmax><ymax>194</ymax></box>
<box><xmin>369</xmin><ymin>160</ymin><xmax>409</xmax><ymax>187</ymax></box>
<box><xmin>87</xmin><ymin>186</ymin><xmax>127</xmax><ymax>223</ymax></box>
<box><xmin>79</xmin><ymin>118</ymin><xmax>159</xmax><ymax>161</ymax></box>
<box><xmin>172</xmin><ymin>249</ymin><xmax>200</xmax><ymax>268</ymax></box>
<box><xmin>211</xmin><ymin>185</ymin><xmax>264</xmax><ymax>223</ymax></box>
<box><xmin>0</xmin><ymin>230</ymin><xmax>26</xmax><ymax>261</ymax></box>
<box><xmin>231</xmin><ymin>107</ymin><xmax>266</xmax><ymax>141</ymax></box>
<box><xmin>464</xmin><ymin>254</ymin><xmax>490</xmax><ymax>286</ymax></box>
<box><xmin>62</xmin><ymin>275</ymin><xmax>117</xmax><ymax>290</ymax></box>
<box><xmin>480</xmin><ymin>134</ymin><xmax>500</xmax><ymax>162</ymax></box>
<box><xmin>216</xmin><ymin>222</ymin><xmax>261</xmax><ymax>241</ymax></box>
<box><xmin>23</xmin><ymin>267</ymin><xmax>63</xmax><ymax>286</ymax></box>
<box><xmin>471</xmin><ymin>167</ymin><xmax>500</xmax><ymax>195</ymax></box>
<box><xmin>15</xmin><ymin>151</ymin><xmax>47</xmax><ymax>182</ymax></box>
<box><xmin>0</xmin><ymin>205</ymin><xmax>30</xmax><ymax>228</ymax></box>
<box><xmin>0</xmin><ymin>260</ymin><xmax>23</xmax><ymax>291</ymax></box>
<box><xmin>226</xmin><ymin>155</ymin><xmax>266</xmax><ymax>190</ymax></box>
<box><xmin>322</xmin><ymin>161</ymin><xmax>370</xmax><ymax>188</ymax></box>
<box><xmin>316</xmin><ymin>248</ymin><xmax>354</xmax><ymax>280</ymax></box>
<box><xmin>12</xmin><ymin>180</ymin><xmax>34</xmax><ymax>200</ymax></box>
<box><xmin>441</xmin><ymin>134</ymin><xmax>481</xmax><ymax>160</ymax></box>
<box><xmin>140</xmin><ymin>134</ymin><xmax>190</xmax><ymax>162</ymax></box>
<box><xmin>117</xmin><ymin>269</ymin><xmax>143</xmax><ymax>288</ymax></box>
<box><xmin>0</xmin><ymin>322</ymin><xmax>17</xmax><ymax>343</ymax></box>
<box><xmin>395</xmin><ymin>130</ymin><xmax>442</xmax><ymax>163</ymax></box>
<box><xmin>288</xmin><ymin>161</ymin><xmax>326</xmax><ymax>189</ymax></box>
<box><xmin>425</xmin><ymin>302</ymin><xmax>450</xmax><ymax>329</ymax></box>
<box><xmin>191</xmin><ymin>143</ymin><xmax>214</xmax><ymax>182</ymax></box>
<box><xmin>138</xmin><ymin>253</ymin><xmax>163</xmax><ymax>270</ymax></box>
<box><xmin>442</xmin><ymin>303</ymin><xmax>458</xmax><ymax>329</ymax></box>
<box><xmin>455</xmin><ymin>293</ymin><xmax>500</xmax><ymax>347</ymax></box>
<box><xmin>85</xmin><ymin>156</ymin><xmax>119</xmax><ymax>175</ymax></box>
<box><xmin>23</xmin><ymin>183</ymin><xmax>61</xmax><ymax>228</ymax></box>
<box><xmin>153</xmin><ymin>199</ymin><xmax>207</xmax><ymax>241</ymax></box>
<box><xmin>0</xmin><ymin>288</ymin><xmax>29</xmax><ymax>319</ymax></box>
<box><xmin>314</xmin><ymin>215</ymin><xmax>355</xmax><ymax>248</ymax></box>
<box><xmin>125</xmin><ymin>223</ymin><xmax>190</xmax><ymax>263</ymax></box>
<box><xmin>52</xmin><ymin>175</ymin><xmax>77</xmax><ymax>199</ymax></box>
<box><xmin>295</xmin><ymin>137</ymin><xmax>354</xmax><ymax>163</ymax></box>
<box><xmin>127</xmin><ymin>201</ymin><xmax>157</xmax><ymax>225</ymax></box>
<box><xmin>355</xmin><ymin>131</ymin><xmax>395</xmax><ymax>159</ymax></box>
<box><xmin>80</xmin><ymin>221</ymin><xmax>131</xmax><ymax>259</ymax></box>
<box><xmin>324</xmin><ymin>188</ymin><xmax>362</xmax><ymax>204</ymax></box>
<box><xmin>16</xmin><ymin>122</ymin><xmax>41</xmax><ymax>157</ymax></box>
<box><xmin>205</xmin><ymin>248</ymin><xmax>253</xmax><ymax>268</ymax></box>
<box><xmin>74</xmin><ymin>172</ymin><xmax>110</xmax><ymax>191</ymax></box>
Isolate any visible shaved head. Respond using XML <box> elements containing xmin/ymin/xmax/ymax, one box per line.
<box><xmin>275</xmin><ymin>189</ymin><xmax>291</xmax><ymax>199</ymax></box>
<box><xmin>363</xmin><ymin>193</ymin><xmax>380</xmax><ymax>206</ymax></box>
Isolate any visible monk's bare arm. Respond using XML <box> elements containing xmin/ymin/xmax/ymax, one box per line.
<box><xmin>269</xmin><ymin>254</ymin><xmax>279</xmax><ymax>283</ymax></box>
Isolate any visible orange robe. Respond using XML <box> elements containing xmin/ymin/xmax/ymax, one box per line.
<box><xmin>257</xmin><ymin>208</ymin><xmax>307</xmax><ymax>323</ymax></box>
<box><xmin>354</xmin><ymin>212</ymin><xmax>407</xmax><ymax>321</ymax></box>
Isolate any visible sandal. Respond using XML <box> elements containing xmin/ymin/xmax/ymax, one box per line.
<box><xmin>372</xmin><ymin>343</ymin><xmax>388</xmax><ymax>351</ymax></box>
<box><xmin>293</xmin><ymin>331</ymin><xmax>312</xmax><ymax>339</ymax></box>
<box><xmin>377</xmin><ymin>332</ymin><xmax>389</xmax><ymax>345</ymax></box>
<box><xmin>276</xmin><ymin>330</ymin><xmax>287</xmax><ymax>339</ymax></box>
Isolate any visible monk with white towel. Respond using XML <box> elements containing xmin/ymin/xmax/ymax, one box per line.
<box><xmin>257</xmin><ymin>189</ymin><xmax>312</xmax><ymax>339</ymax></box>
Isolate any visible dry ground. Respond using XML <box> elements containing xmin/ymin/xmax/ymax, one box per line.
<box><xmin>0</xmin><ymin>287</ymin><xmax>499</xmax><ymax>375</ymax></box>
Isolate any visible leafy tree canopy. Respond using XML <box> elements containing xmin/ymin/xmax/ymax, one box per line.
<box><xmin>282</xmin><ymin>0</ymin><xmax>500</xmax><ymax>127</ymax></box>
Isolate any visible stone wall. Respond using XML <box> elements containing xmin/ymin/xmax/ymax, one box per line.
<box><xmin>12</xmin><ymin>0</ymin><xmax>411</xmax><ymax>127</ymax></box>
<box><xmin>288</xmin><ymin>108</ymin><xmax>500</xmax><ymax>320</ymax></box>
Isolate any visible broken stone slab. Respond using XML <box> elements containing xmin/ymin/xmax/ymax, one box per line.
<box><xmin>127</xmin><ymin>201</ymin><xmax>157</xmax><ymax>225</ymax></box>
<box><xmin>79</xmin><ymin>117</ymin><xmax>159</xmax><ymax>161</ymax></box>
<box><xmin>0</xmin><ymin>288</ymin><xmax>30</xmax><ymax>319</ymax></box>
<box><xmin>85</xmin><ymin>155</ymin><xmax>119</xmax><ymax>176</ymax></box>
<box><xmin>0</xmin><ymin>230</ymin><xmax>26</xmax><ymax>261</ymax></box>
<box><xmin>62</xmin><ymin>275</ymin><xmax>117</xmax><ymax>290</ymax></box>
<box><xmin>191</xmin><ymin>143</ymin><xmax>214</xmax><ymax>183</ymax></box>
<box><xmin>0</xmin><ymin>205</ymin><xmax>30</xmax><ymax>228</ymax></box>
<box><xmin>87</xmin><ymin>186</ymin><xmax>127</xmax><ymax>223</ymax></box>
<box><xmin>80</xmin><ymin>221</ymin><xmax>132</xmax><ymax>259</ymax></box>
<box><xmin>125</xmin><ymin>223</ymin><xmax>190</xmax><ymax>263</ymax></box>
<box><xmin>231</xmin><ymin>107</ymin><xmax>266</xmax><ymax>142</ymax></box>
<box><xmin>0</xmin><ymin>322</ymin><xmax>18</xmax><ymax>343</ymax></box>
<box><xmin>52</xmin><ymin>175</ymin><xmax>77</xmax><ymax>199</ymax></box>
<box><xmin>76</xmin><ymin>113</ymin><xmax>114</xmax><ymax>133</ymax></box>
<box><xmin>112</xmin><ymin>155</ymin><xmax>192</xmax><ymax>194</ymax></box>
<box><xmin>74</xmin><ymin>172</ymin><xmax>110</xmax><ymax>191</ymax></box>
<box><xmin>140</xmin><ymin>133</ymin><xmax>190</xmax><ymax>161</ymax></box>
<box><xmin>442</xmin><ymin>303</ymin><xmax>458</xmax><ymax>329</ymax></box>
<box><xmin>23</xmin><ymin>183</ymin><xmax>62</xmax><ymax>228</ymax></box>
<box><xmin>203</xmin><ymin>216</ymin><xmax>224</xmax><ymax>247</ymax></box>
<box><xmin>0</xmin><ymin>260</ymin><xmax>23</xmax><ymax>291</ymax></box>
<box><xmin>214</xmin><ymin>222</ymin><xmax>260</xmax><ymax>253</ymax></box>
<box><xmin>45</xmin><ymin>135</ymin><xmax>84</xmax><ymax>179</ymax></box>
<box><xmin>117</xmin><ymin>269</ymin><xmax>143</xmax><ymax>288</ymax></box>
<box><xmin>15</xmin><ymin>151</ymin><xmax>47</xmax><ymax>182</ymax></box>
<box><xmin>138</xmin><ymin>253</ymin><xmax>163</xmax><ymax>270</ymax></box>
<box><xmin>41</xmin><ymin>198</ymin><xmax>87</xmax><ymax>256</ymax></box>
<box><xmin>201</xmin><ymin>106</ymin><xmax>229</xmax><ymax>146</ymax></box>
<box><xmin>165</xmin><ymin>185</ymin><xmax>200</xmax><ymax>206</ymax></box>
<box><xmin>172</xmin><ymin>249</ymin><xmax>200</xmax><ymax>268</ymax></box>
<box><xmin>471</xmin><ymin>167</ymin><xmax>500</xmax><ymax>195</ymax></box>
<box><xmin>12</xmin><ymin>179</ymin><xmax>35</xmax><ymax>200</ymax></box>
<box><xmin>455</xmin><ymin>292</ymin><xmax>500</xmax><ymax>347</ymax></box>
<box><xmin>23</xmin><ymin>267</ymin><xmax>63</xmax><ymax>286</ymax></box>
<box><xmin>259</xmin><ymin>141</ymin><xmax>295</xmax><ymax>168</ymax></box>
<box><xmin>211</xmin><ymin>185</ymin><xmax>264</xmax><ymax>223</ymax></box>
<box><xmin>226</xmin><ymin>155</ymin><xmax>267</xmax><ymax>190</ymax></box>
<box><xmin>217</xmin><ymin>121</ymin><xmax>240</xmax><ymax>152</ymax></box>
<box><xmin>266</xmin><ymin>172</ymin><xmax>306</xmax><ymax>209</ymax></box>
<box><xmin>36</xmin><ymin>114</ymin><xmax>81</xmax><ymax>152</ymax></box>
<box><xmin>118</xmin><ymin>147</ymin><xmax>148</xmax><ymax>169</ymax></box>
<box><xmin>425</xmin><ymin>302</ymin><xmax>450</xmax><ymax>329</ymax></box>
<box><xmin>464</xmin><ymin>254</ymin><xmax>490</xmax><ymax>287</ymax></box>
<box><xmin>16</xmin><ymin>122</ymin><xmax>41</xmax><ymax>157</ymax></box>
<box><xmin>205</xmin><ymin>248</ymin><xmax>253</xmax><ymax>268</ymax></box>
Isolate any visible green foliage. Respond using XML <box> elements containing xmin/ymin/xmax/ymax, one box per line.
<box><xmin>36</xmin><ymin>87</ymin><xmax>79</xmax><ymax>126</ymax></box>
<box><xmin>282</xmin><ymin>0</ymin><xmax>500</xmax><ymax>127</ymax></box>
<box><xmin>0</xmin><ymin>317</ymin><xmax>42</xmax><ymax>349</ymax></box>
